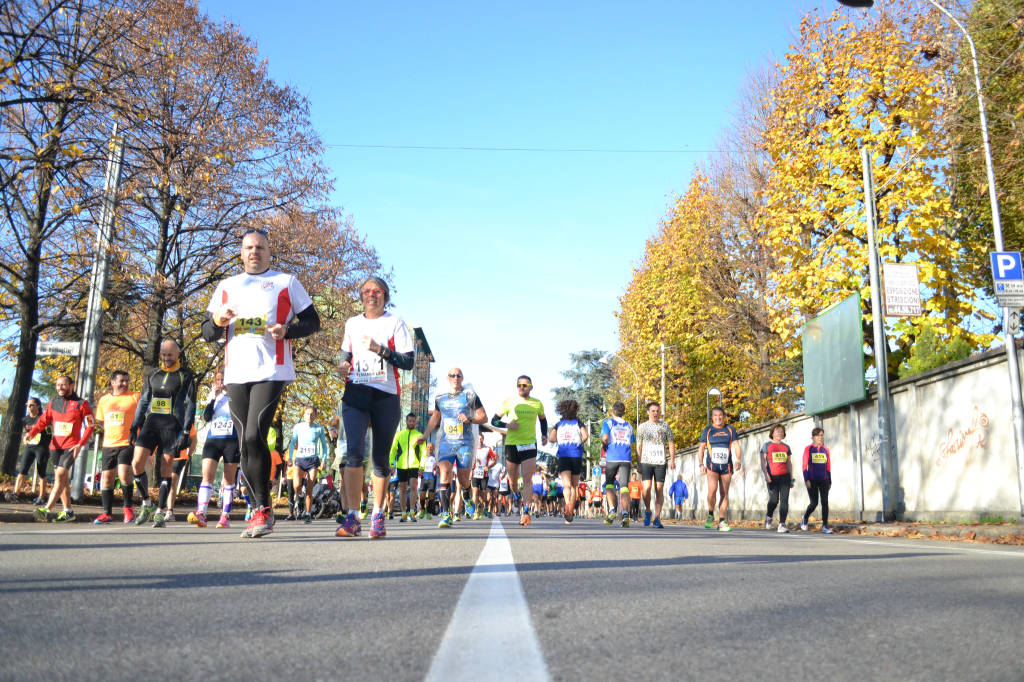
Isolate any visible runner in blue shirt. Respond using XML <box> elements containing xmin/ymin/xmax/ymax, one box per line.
<box><xmin>288</xmin><ymin>406</ymin><xmax>331</xmax><ymax>523</ymax></box>
<box><xmin>697</xmin><ymin>406</ymin><xmax>742</xmax><ymax>532</ymax></box>
<box><xmin>601</xmin><ymin>402</ymin><xmax>635</xmax><ymax>527</ymax></box>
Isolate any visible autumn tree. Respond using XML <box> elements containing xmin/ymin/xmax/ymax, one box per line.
<box><xmin>759</xmin><ymin>3</ymin><xmax>994</xmax><ymax>381</ymax></box>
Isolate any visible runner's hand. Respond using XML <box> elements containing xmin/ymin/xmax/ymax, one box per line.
<box><xmin>507</xmin><ymin>419</ymin><xmax>519</xmax><ymax>432</ymax></box>
<box><xmin>267</xmin><ymin>323</ymin><xmax>286</xmax><ymax>340</ymax></box>
<box><xmin>214</xmin><ymin>304</ymin><xmax>237</xmax><ymax>327</ymax></box>
<box><xmin>338</xmin><ymin>361</ymin><xmax>352</xmax><ymax>379</ymax></box>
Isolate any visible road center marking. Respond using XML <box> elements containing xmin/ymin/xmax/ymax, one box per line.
<box><xmin>425</xmin><ymin>517</ymin><xmax>550</xmax><ymax>682</ymax></box>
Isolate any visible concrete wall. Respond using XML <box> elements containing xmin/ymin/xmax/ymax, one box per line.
<box><xmin>675</xmin><ymin>344</ymin><xmax>1024</xmax><ymax>523</ymax></box>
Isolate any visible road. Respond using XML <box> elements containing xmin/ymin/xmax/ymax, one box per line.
<box><xmin>1</xmin><ymin>514</ymin><xmax>1022</xmax><ymax>681</ymax></box>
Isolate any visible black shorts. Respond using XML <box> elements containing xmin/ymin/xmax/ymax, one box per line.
<box><xmin>419</xmin><ymin>477</ymin><xmax>436</xmax><ymax>493</ymax></box>
<box><xmin>487</xmin><ymin>484</ymin><xmax>498</xmax><ymax>491</ymax></box>
<box><xmin>18</xmin><ymin>446</ymin><xmax>49</xmax><ymax>477</ymax></box>
<box><xmin>557</xmin><ymin>457</ymin><xmax>583</xmax><ymax>476</ymax></box>
<box><xmin>388</xmin><ymin>479</ymin><xmax>399</xmax><ymax>492</ymax></box>
<box><xmin>499</xmin><ymin>489</ymin><xmax>510</xmax><ymax>496</ymax></box>
<box><xmin>472</xmin><ymin>476</ymin><xmax>487</xmax><ymax>490</ymax></box>
<box><xmin>52</xmin><ymin>448</ymin><xmax>75</xmax><ymax>470</ymax></box>
<box><xmin>172</xmin><ymin>458</ymin><xmax>189</xmax><ymax>476</ymax></box>
<box><xmin>397</xmin><ymin>468</ymin><xmax>418</xmax><ymax>483</ymax></box>
<box><xmin>640</xmin><ymin>463</ymin><xmax>667</xmax><ymax>483</ymax></box>
<box><xmin>295</xmin><ymin>456</ymin><xmax>320</xmax><ymax>473</ymax></box>
<box><xmin>705</xmin><ymin>457</ymin><xmax>735</xmax><ymax>476</ymax></box>
<box><xmin>605</xmin><ymin>461</ymin><xmax>631</xmax><ymax>489</ymax></box>
<box><xmin>136</xmin><ymin>417</ymin><xmax>179</xmax><ymax>454</ymax></box>
<box><xmin>504</xmin><ymin>444</ymin><xmax>537</xmax><ymax>465</ymax></box>
<box><xmin>101</xmin><ymin>446</ymin><xmax>133</xmax><ymax>471</ymax></box>
<box><xmin>202</xmin><ymin>437</ymin><xmax>240</xmax><ymax>464</ymax></box>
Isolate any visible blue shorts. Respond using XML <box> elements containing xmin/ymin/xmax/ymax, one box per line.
<box><xmin>705</xmin><ymin>456</ymin><xmax>734</xmax><ymax>476</ymax></box>
<box><xmin>532</xmin><ymin>485</ymin><xmax>544</xmax><ymax>497</ymax></box>
<box><xmin>295</xmin><ymin>456</ymin><xmax>319</xmax><ymax>473</ymax></box>
<box><xmin>438</xmin><ymin>440</ymin><xmax>473</xmax><ymax>469</ymax></box>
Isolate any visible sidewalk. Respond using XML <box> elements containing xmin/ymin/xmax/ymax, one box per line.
<box><xmin>0</xmin><ymin>495</ymin><xmax>291</xmax><ymax>525</ymax></box>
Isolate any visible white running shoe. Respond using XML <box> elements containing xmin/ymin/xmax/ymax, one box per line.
<box><xmin>800</xmin><ymin>521</ymin><xmax>809</xmax><ymax>531</ymax></box>
<box><xmin>777</xmin><ymin>522</ymin><xmax>789</xmax><ymax>533</ymax></box>
<box><xmin>764</xmin><ymin>516</ymin><xmax>773</xmax><ymax>530</ymax></box>
<box><xmin>822</xmin><ymin>526</ymin><xmax>834</xmax><ymax>534</ymax></box>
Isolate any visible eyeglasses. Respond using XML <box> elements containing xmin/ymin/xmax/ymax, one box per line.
<box><xmin>517</xmin><ymin>383</ymin><xmax>531</xmax><ymax>388</ymax></box>
<box><xmin>448</xmin><ymin>373</ymin><xmax>463</xmax><ymax>378</ymax></box>
<box><xmin>361</xmin><ymin>288</ymin><xmax>385</xmax><ymax>296</ymax></box>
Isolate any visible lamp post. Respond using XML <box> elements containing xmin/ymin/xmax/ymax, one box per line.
<box><xmin>706</xmin><ymin>387</ymin><xmax>722</xmax><ymax>424</ymax></box>
<box><xmin>600</xmin><ymin>352</ymin><xmax>640</xmax><ymax>425</ymax></box>
<box><xmin>837</xmin><ymin>0</ymin><xmax>1024</xmax><ymax>517</ymax></box>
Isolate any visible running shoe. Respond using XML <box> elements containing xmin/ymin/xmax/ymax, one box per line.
<box><xmin>604</xmin><ymin>513</ymin><xmax>614</xmax><ymax>525</ymax></box>
<box><xmin>822</xmin><ymin>526</ymin><xmax>834</xmax><ymax>534</ymax></box>
<box><xmin>285</xmin><ymin>512</ymin><xmax>296</xmax><ymax>521</ymax></box>
<box><xmin>472</xmin><ymin>511</ymin><xmax>483</xmax><ymax>520</ymax></box>
<box><xmin>800</xmin><ymin>519</ymin><xmax>809</xmax><ymax>531</ymax></box>
<box><xmin>164</xmin><ymin>510</ymin><xmax>175</xmax><ymax>524</ymax></box>
<box><xmin>187</xmin><ymin>511</ymin><xmax>207</xmax><ymax>528</ymax></box>
<box><xmin>764</xmin><ymin>516</ymin><xmax>773</xmax><ymax>530</ymax></box>
<box><xmin>704</xmin><ymin>515</ymin><xmax>715</xmax><ymax>529</ymax></box>
<box><xmin>303</xmin><ymin>512</ymin><xmax>312</xmax><ymax>524</ymax></box>
<box><xmin>369</xmin><ymin>511</ymin><xmax>386</xmax><ymax>539</ymax></box>
<box><xmin>400</xmin><ymin>513</ymin><xmax>408</xmax><ymax>523</ymax></box>
<box><xmin>32</xmin><ymin>496</ymin><xmax>45</xmax><ymax>506</ymax></box>
<box><xmin>438</xmin><ymin>513</ymin><xmax>452</xmax><ymax>528</ymax></box>
<box><xmin>33</xmin><ymin>507</ymin><xmax>50</xmax><ymax>522</ymax></box>
<box><xmin>152</xmin><ymin>511</ymin><xmax>166</xmax><ymax>528</ymax></box>
<box><xmin>335</xmin><ymin>512</ymin><xmax>346</xmax><ymax>524</ymax></box>
<box><xmin>123</xmin><ymin>506</ymin><xmax>135</xmax><ymax>524</ymax></box>
<box><xmin>519</xmin><ymin>513</ymin><xmax>532</xmax><ymax>527</ymax></box>
<box><xmin>241</xmin><ymin>510</ymin><xmax>258</xmax><ymax>538</ymax></box>
<box><xmin>387</xmin><ymin>511</ymin><xmax>393</xmax><ymax>520</ymax></box>
<box><xmin>244</xmin><ymin>507</ymin><xmax>253</xmax><ymax>522</ymax></box>
<box><xmin>453</xmin><ymin>513</ymin><xmax>461</xmax><ymax>523</ymax></box>
<box><xmin>335</xmin><ymin>512</ymin><xmax>361</xmax><ymax>538</ymax></box>
<box><xmin>718</xmin><ymin>521</ymin><xmax>732</xmax><ymax>532</ymax></box>
<box><xmin>136</xmin><ymin>504</ymin><xmax>155</xmax><ymax>526</ymax></box>
<box><xmin>621</xmin><ymin>514</ymin><xmax>630</xmax><ymax>528</ymax></box>
<box><xmin>643</xmin><ymin>510</ymin><xmax>652</xmax><ymax>527</ymax></box>
<box><xmin>465</xmin><ymin>501</ymin><xmax>476</xmax><ymax>517</ymax></box>
<box><xmin>653</xmin><ymin>517</ymin><xmax>664</xmax><ymax>529</ymax></box>
<box><xmin>358</xmin><ymin>503</ymin><xmax>368</xmax><ymax>520</ymax></box>
<box><xmin>417</xmin><ymin>509</ymin><xmax>425</xmax><ymax>520</ymax></box>
<box><xmin>55</xmin><ymin>510</ymin><xmax>76</xmax><ymax>523</ymax></box>
<box><xmin>93</xmin><ymin>513</ymin><xmax>113</xmax><ymax>525</ymax></box>
<box><xmin>777</xmin><ymin>523</ymin><xmax>789</xmax><ymax>534</ymax></box>
<box><xmin>563</xmin><ymin>510</ymin><xmax>574</xmax><ymax>524</ymax></box>
<box><xmin>424</xmin><ymin>512</ymin><xmax>432</xmax><ymax>520</ymax></box>
<box><xmin>216</xmin><ymin>513</ymin><xmax>230</xmax><ymax>529</ymax></box>
<box><xmin>410</xmin><ymin>513</ymin><xmax>417</xmax><ymax>522</ymax></box>
<box><xmin>250</xmin><ymin>507</ymin><xmax>274</xmax><ymax>538</ymax></box>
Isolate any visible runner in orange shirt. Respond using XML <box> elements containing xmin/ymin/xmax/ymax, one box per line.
<box><xmin>627</xmin><ymin>473</ymin><xmax>643</xmax><ymax>522</ymax></box>
<box><xmin>92</xmin><ymin>370</ymin><xmax>139</xmax><ymax>524</ymax></box>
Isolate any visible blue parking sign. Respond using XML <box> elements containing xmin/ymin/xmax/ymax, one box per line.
<box><xmin>991</xmin><ymin>252</ymin><xmax>1023</xmax><ymax>281</ymax></box>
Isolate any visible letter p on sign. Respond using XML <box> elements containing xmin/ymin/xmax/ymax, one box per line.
<box><xmin>991</xmin><ymin>252</ymin><xmax>1023</xmax><ymax>281</ymax></box>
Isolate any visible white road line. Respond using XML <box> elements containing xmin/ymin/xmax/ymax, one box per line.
<box><xmin>425</xmin><ymin>517</ymin><xmax>550</xmax><ymax>682</ymax></box>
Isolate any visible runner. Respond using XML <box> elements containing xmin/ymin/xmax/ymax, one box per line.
<box><xmin>636</xmin><ymin>401</ymin><xmax>675</xmax><ymax>529</ymax></box>
<box><xmin>576</xmin><ymin>479</ymin><xmax>588</xmax><ymax>518</ymax></box>
<box><xmin>202</xmin><ymin>228</ymin><xmax>321</xmax><ymax>538</ymax></box>
<box><xmin>760</xmin><ymin>423</ymin><xmax>794</xmax><ymax>533</ymax></box>
<box><xmin>485</xmin><ymin>453</ymin><xmax>505</xmax><ymax>517</ymax></box>
<box><xmin>418</xmin><ymin>446</ymin><xmax>438</xmax><ymax>520</ymax></box>
<box><xmin>287</xmin><ymin>406</ymin><xmax>331</xmax><ymax>523</ymax></box>
<box><xmin>334</xmin><ymin>276</ymin><xmax>413</xmax><ymax>539</ymax></box>
<box><xmin>493</xmin><ymin>375</ymin><xmax>547</xmax><ymax>527</ymax></box>
<box><xmin>697</xmin><ymin>406</ymin><xmax>742</xmax><ymax>532</ymax></box>
<box><xmin>549</xmin><ymin>399</ymin><xmax>588</xmax><ymax>524</ymax></box>
<box><xmin>92</xmin><ymin>370</ymin><xmax>139</xmax><ymax>524</ymax></box>
<box><xmin>801</xmin><ymin>427</ymin><xmax>833</xmax><ymax>534</ymax></box>
<box><xmin>128</xmin><ymin>339</ymin><xmax>197</xmax><ymax>528</ymax></box>
<box><xmin>601</xmin><ymin>402</ymin><xmax>634</xmax><ymax>527</ymax></box>
<box><xmin>471</xmin><ymin>432</ymin><xmax>497</xmax><ymax>520</ymax></box>
<box><xmin>627</xmin><ymin>473</ymin><xmax>642</xmax><ymax>521</ymax></box>
<box><xmin>28</xmin><ymin>376</ymin><xmax>93</xmax><ymax>523</ymax></box>
<box><xmin>497</xmin><ymin>468</ymin><xmax>511</xmax><ymax>516</ymax></box>
<box><xmin>389</xmin><ymin>412</ymin><xmax>425</xmax><ymax>522</ymax></box>
<box><xmin>530</xmin><ymin>469</ymin><xmax>546</xmax><ymax>516</ymax></box>
<box><xmin>668</xmin><ymin>474</ymin><xmax>688</xmax><ymax>520</ymax></box>
<box><xmin>188</xmin><ymin>368</ymin><xmax>240</xmax><ymax>529</ymax></box>
<box><xmin>422</xmin><ymin>368</ymin><xmax>486</xmax><ymax>529</ymax></box>
<box><xmin>12</xmin><ymin>398</ymin><xmax>50</xmax><ymax>504</ymax></box>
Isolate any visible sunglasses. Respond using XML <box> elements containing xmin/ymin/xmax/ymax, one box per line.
<box><xmin>517</xmin><ymin>383</ymin><xmax>531</xmax><ymax>388</ymax></box>
<box><xmin>448</xmin><ymin>373</ymin><xmax>463</xmax><ymax>378</ymax></box>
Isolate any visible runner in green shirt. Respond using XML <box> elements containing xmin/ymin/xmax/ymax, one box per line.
<box><xmin>492</xmin><ymin>375</ymin><xmax>547</xmax><ymax>527</ymax></box>
<box><xmin>389</xmin><ymin>413</ymin><xmax>426</xmax><ymax>522</ymax></box>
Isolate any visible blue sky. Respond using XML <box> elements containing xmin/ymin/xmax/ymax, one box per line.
<box><xmin>4</xmin><ymin>0</ymin><xmax>828</xmax><ymax>415</ymax></box>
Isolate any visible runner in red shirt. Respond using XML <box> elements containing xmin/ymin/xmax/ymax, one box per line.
<box><xmin>27</xmin><ymin>375</ymin><xmax>94</xmax><ymax>522</ymax></box>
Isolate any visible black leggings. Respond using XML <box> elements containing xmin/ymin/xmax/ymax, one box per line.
<box><xmin>226</xmin><ymin>381</ymin><xmax>286</xmax><ymax>508</ymax></box>
<box><xmin>766</xmin><ymin>474</ymin><xmax>791</xmax><ymax>523</ymax></box>
<box><xmin>804</xmin><ymin>480</ymin><xmax>830</xmax><ymax>526</ymax></box>
<box><xmin>341</xmin><ymin>387</ymin><xmax>400</xmax><ymax>478</ymax></box>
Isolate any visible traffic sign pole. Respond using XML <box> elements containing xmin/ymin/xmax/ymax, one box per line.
<box><xmin>990</xmin><ymin>251</ymin><xmax>1024</xmax><ymax>519</ymax></box>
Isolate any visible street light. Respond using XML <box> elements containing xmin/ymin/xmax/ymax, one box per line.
<box><xmin>838</xmin><ymin>0</ymin><xmax>1024</xmax><ymax>518</ymax></box>
<box><xmin>599</xmin><ymin>352</ymin><xmax>640</xmax><ymax>425</ymax></box>
<box><xmin>706</xmin><ymin>387</ymin><xmax>722</xmax><ymax>424</ymax></box>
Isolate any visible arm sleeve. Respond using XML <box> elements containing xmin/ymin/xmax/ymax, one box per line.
<box><xmin>201</xmin><ymin>312</ymin><xmax>225</xmax><ymax>342</ymax></box>
<box><xmin>285</xmin><ymin>304</ymin><xmax>320</xmax><ymax>340</ymax></box>
<box><xmin>383</xmin><ymin>347</ymin><xmax>415</xmax><ymax>371</ymax></box>
<box><xmin>826</xmin><ymin>447</ymin><xmax>832</xmax><ymax>481</ymax></box>
<box><xmin>802</xmin><ymin>446</ymin><xmax>812</xmax><ymax>481</ymax></box>
<box><xmin>490</xmin><ymin>414</ymin><xmax>507</xmax><ymax>428</ymax></box>
<box><xmin>287</xmin><ymin>431</ymin><xmax>298</xmax><ymax>458</ymax></box>
<box><xmin>131</xmin><ymin>375</ymin><xmax>152</xmax><ymax>432</ymax></box>
<box><xmin>180</xmin><ymin>373</ymin><xmax>197</xmax><ymax>435</ymax></box>
<box><xmin>203</xmin><ymin>398</ymin><xmax>216</xmax><ymax>423</ymax></box>
<box><xmin>539</xmin><ymin>417</ymin><xmax>548</xmax><ymax>435</ymax></box>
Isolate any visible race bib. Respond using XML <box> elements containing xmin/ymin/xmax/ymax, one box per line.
<box><xmin>772</xmin><ymin>451</ymin><xmax>788</xmax><ymax>463</ymax></box>
<box><xmin>516</xmin><ymin>443</ymin><xmax>535</xmax><ymax>452</ymax></box>
<box><xmin>297</xmin><ymin>445</ymin><xmax>316</xmax><ymax>458</ymax></box>
<box><xmin>105</xmin><ymin>412</ymin><xmax>124</xmax><ymax>427</ymax></box>
<box><xmin>423</xmin><ymin>455</ymin><xmax>436</xmax><ymax>471</ymax></box>
<box><xmin>557</xmin><ymin>424</ymin><xmax>581</xmax><ymax>445</ymax></box>
<box><xmin>25</xmin><ymin>433</ymin><xmax>41</xmax><ymax>445</ymax></box>
<box><xmin>442</xmin><ymin>418</ymin><xmax>464</xmax><ymax>442</ymax></box>
<box><xmin>642</xmin><ymin>442</ymin><xmax>665</xmax><ymax>464</ymax></box>
<box><xmin>611</xmin><ymin>426</ymin><xmax>630</xmax><ymax>445</ymax></box>
<box><xmin>811</xmin><ymin>452</ymin><xmax>828</xmax><ymax>464</ymax></box>
<box><xmin>710</xmin><ymin>446</ymin><xmax>730</xmax><ymax>465</ymax></box>
<box><xmin>210</xmin><ymin>418</ymin><xmax>233</xmax><ymax>436</ymax></box>
<box><xmin>473</xmin><ymin>465</ymin><xmax>486</xmax><ymax>477</ymax></box>
<box><xmin>234</xmin><ymin>315</ymin><xmax>266</xmax><ymax>336</ymax></box>
<box><xmin>53</xmin><ymin>421</ymin><xmax>73</xmax><ymax>437</ymax></box>
<box><xmin>351</xmin><ymin>350</ymin><xmax>386</xmax><ymax>384</ymax></box>
<box><xmin>151</xmin><ymin>398</ymin><xmax>172</xmax><ymax>415</ymax></box>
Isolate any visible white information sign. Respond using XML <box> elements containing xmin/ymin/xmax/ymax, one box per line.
<box><xmin>882</xmin><ymin>262</ymin><xmax>923</xmax><ymax>317</ymax></box>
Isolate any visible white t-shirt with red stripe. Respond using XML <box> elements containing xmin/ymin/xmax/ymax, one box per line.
<box><xmin>342</xmin><ymin>312</ymin><xmax>414</xmax><ymax>395</ymax></box>
<box><xmin>207</xmin><ymin>269</ymin><xmax>313</xmax><ymax>384</ymax></box>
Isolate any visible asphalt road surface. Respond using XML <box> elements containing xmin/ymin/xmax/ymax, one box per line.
<box><xmin>2</xmin><ymin>514</ymin><xmax>1022</xmax><ymax>681</ymax></box>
